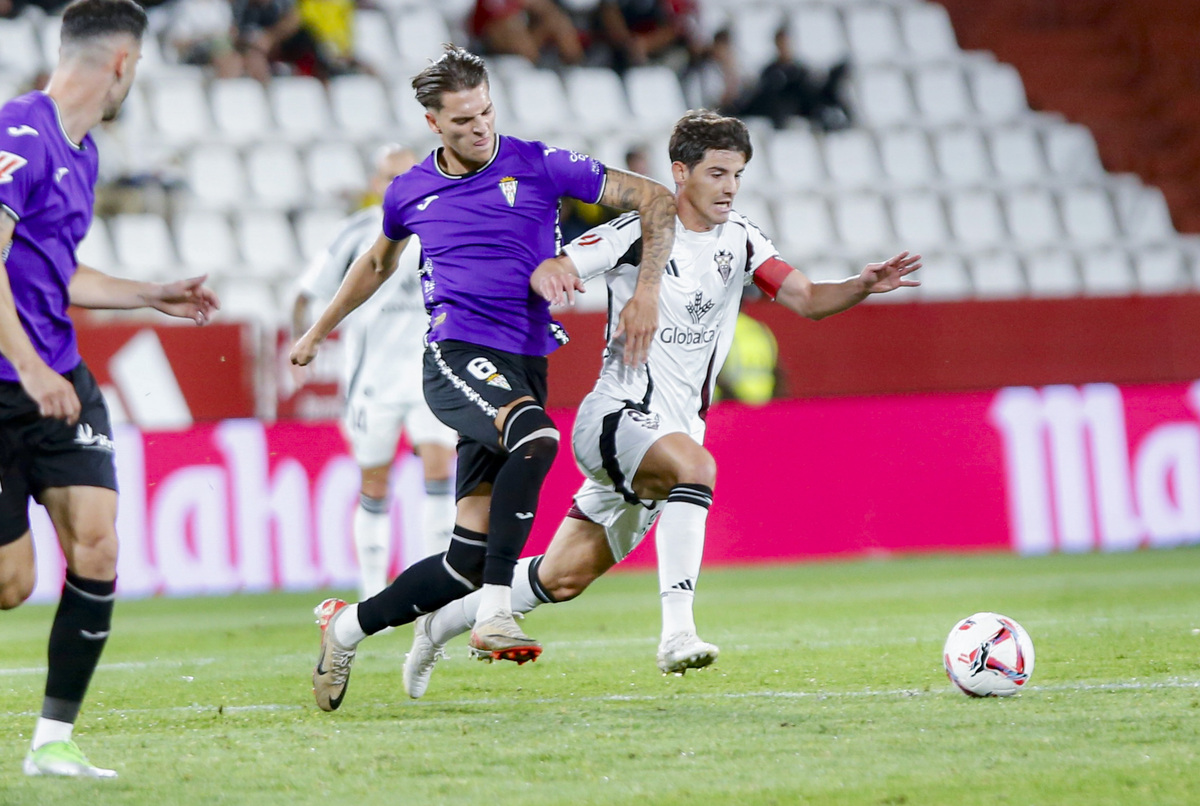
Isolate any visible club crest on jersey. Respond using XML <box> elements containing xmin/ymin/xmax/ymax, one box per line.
<box><xmin>714</xmin><ymin>249</ymin><xmax>734</xmax><ymax>284</ymax></box>
<box><xmin>499</xmin><ymin>176</ymin><xmax>518</xmax><ymax>207</ymax></box>
<box><xmin>685</xmin><ymin>290</ymin><xmax>715</xmax><ymax>325</ymax></box>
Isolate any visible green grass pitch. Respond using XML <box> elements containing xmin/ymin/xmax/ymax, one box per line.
<box><xmin>2</xmin><ymin>548</ymin><xmax>1199</xmax><ymax>805</ymax></box>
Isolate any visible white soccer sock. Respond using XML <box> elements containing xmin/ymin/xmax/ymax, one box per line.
<box><xmin>354</xmin><ymin>496</ymin><xmax>391</xmax><ymax>600</ymax></box>
<box><xmin>31</xmin><ymin>717</ymin><xmax>73</xmax><ymax>750</ymax></box>
<box><xmin>655</xmin><ymin>484</ymin><xmax>713</xmax><ymax>640</ymax></box>
<box><xmin>421</xmin><ymin>485</ymin><xmax>455</xmax><ymax>559</ymax></box>
<box><xmin>428</xmin><ymin>556</ymin><xmax>545</xmax><ymax>644</ymax></box>
<box><xmin>333</xmin><ymin>603</ymin><xmax>368</xmax><ymax>647</ymax></box>
<box><xmin>474</xmin><ymin>583</ymin><xmax>514</xmax><ymax>623</ymax></box>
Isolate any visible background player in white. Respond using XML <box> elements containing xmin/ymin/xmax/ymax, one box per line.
<box><xmin>402</xmin><ymin>110</ymin><xmax>921</xmax><ymax>695</ymax></box>
<box><xmin>292</xmin><ymin>144</ymin><xmax>456</xmax><ymax>599</ymax></box>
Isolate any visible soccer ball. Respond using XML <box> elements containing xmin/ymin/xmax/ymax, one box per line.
<box><xmin>943</xmin><ymin>612</ymin><xmax>1035</xmax><ymax>697</ymax></box>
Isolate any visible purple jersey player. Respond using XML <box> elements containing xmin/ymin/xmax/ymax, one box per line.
<box><xmin>292</xmin><ymin>45</ymin><xmax>678</xmax><ymax>712</ymax></box>
<box><xmin>0</xmin><ymin>0</ymin><xmax>219</xmax><ymax>780</ymax></box>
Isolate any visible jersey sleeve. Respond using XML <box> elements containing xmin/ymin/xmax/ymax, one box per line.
<box><xmin>541</xmin><ymin>144</ymin><xmax>607</xmax><ymax>204</ymax></box>
<box><xmin>562</xmin><ymin>213</ymin><xmax>642</xmax><ymax>281</ymax></box>
<box><xmin>739</xmin><ymin>213</ymin><xmax>782</xmax><ymax>287</ymax></box>
<box><xmin>0</xmin><ymin>118</ymin><xmax>46</xmax><ymax>224</ymax></box>
<box><xmin>381</xmin><ymin>175</ymin><xmax>413</xmax><ymax>242</ymax></box>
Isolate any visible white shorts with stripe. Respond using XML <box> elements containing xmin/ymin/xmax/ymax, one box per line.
<box><xmin>343</xmin><ymin>393</ymin><xmax>456</xmax><ymax>468</ymax></box>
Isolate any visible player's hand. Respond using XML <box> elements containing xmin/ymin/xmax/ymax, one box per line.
<box><xmin>530</xmin><ymin>256</ymin><xmax>585</xmax><ymax>306</ymax></box>
<box><xmin>290</xmin><ymin>331</ymin><xmax>321</xmax><ymax>367</ymax></box>
<box><xmin>613</xmin><ymin>286</ymin><xmax>658</xmax><ymax>366</ymax></box>
<box><xmin>861</xmin><ymin>251</ymin><xmax>922</xmax><ymax>294</ymax></box>
<box><xmin>151</xmin><ymin>275</ymin><xmax>221</xmax><ymax>324</ymax></box>
<box><xmin>19</xmin><ymin>362</ymin><xmax>81</xmax><ymax>424</ymax></box>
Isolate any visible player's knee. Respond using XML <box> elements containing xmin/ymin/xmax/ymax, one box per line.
<box><xmin>445</xmin><ymin>526</ymin><xmax>487</xmax><ymax>589</ymax></box>
<box><xmin>675</xmin><ymin>448</ymin><xmax>717</xmax><ymax>490</ymax></box>
<box><xmin>501</xmin><ymin>401</ymin><xmax>559</xmax><ymax>463</ymax></box>
<box><xmin>68</xmin><ymin>529</ymin><xmax>119</xmax><ymax>579</ymax></box>
<box><xmin>0</xmin><ymin>568</ymin><xmax>35</xmax><ymax>610</ymax></box>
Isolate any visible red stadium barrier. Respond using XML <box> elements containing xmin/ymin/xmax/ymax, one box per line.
<box><xmin>24</xmin><ymin>380</ymin><xmax>1200</xmax><ymax>602</ymax></box>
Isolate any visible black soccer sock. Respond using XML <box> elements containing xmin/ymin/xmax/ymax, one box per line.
<box><xmin>43</xmin><ymin>572</ymin><xmax>115</xmax><ymax>724</ymax></box>
<box><xmin>483</xmin><ymin>435</ymin><xmax>558</xmax><ymax>586</ymax></box>
<box><xmin>355</xmin><ymin>526</ymin><xmax>487</xmax><ymax>634</ymax></box>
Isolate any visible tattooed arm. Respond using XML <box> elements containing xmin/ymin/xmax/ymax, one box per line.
<box><xmin>597</xmin><ymin>167</ymin><xmax>676</xmax><ymax>366</ymax></box>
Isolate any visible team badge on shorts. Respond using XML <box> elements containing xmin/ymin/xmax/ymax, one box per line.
<box><xmin>467</xmin><ymin>356</ymin><xmax>513</xmax><ymax>391</ymax></box>
<box><xmin>625</xmin><ymin>408</ymin><xmax>661</xmax><ymax>429</ymax></box>
<box><xmin>499</xmin><ymin>176</ymin><xmax>518</xmax><ymax>207</ymax></box>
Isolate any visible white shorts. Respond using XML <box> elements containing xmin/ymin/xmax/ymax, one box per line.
<box><xmin>571</xmin><ymin>392</ymin><xmax>691</xmax><ymax>500</ymax></box>
<box><xmin>572</xmin><ymin>477</ymin><xmax>663</xmax><ymax>562</ymax></box>
<box><xmin>344</xmin><ymin>394</ymin><xmax>456</xmax><ymax>468</ymax></box>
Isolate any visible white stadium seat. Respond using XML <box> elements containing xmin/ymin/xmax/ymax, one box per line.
<box><xmin>1079</xmin><ymin>250</ymin><xmax>1135</xmax><ymax>296</ymax></box>
<box><xmin>110</xmin><ymin>214</ymin><xmax>177</xmax><ymax>281</ymax></box>
<box><xmin>933</xmin><ymin>128</ymin><xmax>992</xmax><ymax>187</ymax></box>
<box><xmin>1043</xmin><ymin>123</ymin><xmax>1104</xmax><ymax>179</ymax></box>
<box><xmin>969</xmin><ymin>252</ymin><xmax>1026</xmax><ymax>298</ymax></box>
<box><xmin>970</xmin><ymin>62</ymin><xmax>1030</xmax><ymax>124</ymax></box>
<box><xmin>853</xmin><ymin>66</ymin><xmax>915</xmax><ymax>128</ymax></box>
<box><xmin>146</xmin><ymin>75</ymin><xmax>212</xmax><ymax>145</ymax></box>
<box><xmin>296</xmin><ymin>208</ymin><xmax>350</xmax><ymax>262</ymax></box>
<box><xmin>1115</xmin><ymin>184</ymin><xmax>1176</xmax><ymax>243</ymax></box>
<box><xmin>790</xmin><ymin>6</ymin><xmax>849</xmax><ymax>71</ymax></box>
<box><xmin>176</xmin><ymin>210</ymin><xmax>240</xmax><ymax>276</ymax></box>
<box><xmin>393</xmin><ymin>7</ymin><xmax>452</xmax><ymax>67</ymax></box>
<box><xmin>77</xmin><ymin>219</ymin><xmax>116</xmax><ymax>271</ymax></box>
<box><xmin>563</xmin><ymin>67</ymin><xmax>632</xmax><ymax>134</ymax></box>
<box><xmin>306</xmin><ymin>142</ymin><xmax>368</xmax><ymax>203</ymax></box>
<box><xmin>733</xmin><ymin>194</ymin><xmax>775</xmax><ymax>235</ymax></box>
<box><xmin>1134</xmin><ymin>247</ymin><xmax>1189</xmax><ymax>293</ymax></box>
<box><xmin>948</xmin><ymin>190</ymin><xmax>1006</xmax><ymax>248</ymax></box>
<box><xmin>731</xmin><ymin>6</ymin><xmax>786</xmax><ymax>76</ymax></box>
<box><xmin>769</xmin><ymin>129</ymin><xmax>826</xmax><ymax>192</ymax></box>
<box><xmin>353</xmin><ymin>10</ymin><xmax>396</xmax><ymax>74</ymax></box>
<box><xmin>845</xmin><ymin>6</ymin><xmax>903</xmax><ymax>66</ymax></box>
<box><xmin>775</xmin><ymin>196</ymin><xmax>836</xmax><ymax>258</ymax></box>
<box><xmin>899</xmin><ymin>3</ymin><xmax>960</xmax><ymax>63</ymax></box>
<box><xmin>0</xmin><ymin>18</ymin><xmax>43</xmax><ymax>78</ymax></box>
<box><xmin>625</xmin><ymin>66</ymin><xmax>688</xmax><ymax>131</ymax></box>
<box><xmin>879</xmin><ymin>128</ymin><xmax>936</xmax><ymax>188</ymax></box>
<box><xmin>215</xmin><ymin>277</ymin><xmax>281</xmax><ymax>326</ymax></box>
<box><xmin>822</xmin><ymin>129</ymin><xmax>883</xmax><ymax>190</ymax></box>
<box><xmin>915</xmin><ymin>254</ymin><xmax>972</xmax><ymax>301</ymax></box>
<box><xmin>185</xmin><ymin>144</ymin><xmax>247</xmax><ymax>211</ymax></box>
<box><xmin>891</xmin><ymin>190</ymin><xmax>949</xmax><ymax>248</ymax></box>
<box><xmin>210</xmin><ymin>78</ymin><xmax>274</xmax><ymax>144</ymax></box>
<box><xmin>507</xmin><ymin>69</ymin><xmax>571</xmax><ymax>136</ymax></box>
<box><xmin>270</xmin><ymin>75</ymin><xmax>332</xmax><ymax>143</ymax></box>
<box><xmin>236</xmin><ymin>210</ymin><xmax>301</xmax><ymax>278</ymax></box>
<box><xmin>913</xmin><ymin>64</ymin><xmax>975</xmax><ymax>127</ymax></box>
<box><xmin>989</xmin><ymin>127</ymin><xmax>1046</xmax><ymax>184</ymax></box>
<box><xmin>1025</xmin><ymin>249</ymin><xmax>1081</xmax><ymax>297</ymax></box>
<box><xmin>1003</xmin><ymin>188</ymin><xmax>1062</xmax><ymax>248</ymax></box>
<box><xmin>833</xmin><ymin>193</ymin><xmax>894</xmax><ymax>252</ymax></box>
<box><xmin>245</xmin><ymin>143</ymin><xmax>307</xmax><ymax>210</ymax></box>
<box><xmin>1059</xmin><ymin>187</ymin><xmax>1119</xmax><ymax>246</ymax></box>
<box><xmin>329</xmin><ymin>74</ymin><xmax>394</xmax><ymax>140</ymax></box>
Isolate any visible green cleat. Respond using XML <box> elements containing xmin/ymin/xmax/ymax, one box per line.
<box><xmin>22</xmin><ymin>740</ymin><xmax>117</xmax><ymax>779</ymax></box>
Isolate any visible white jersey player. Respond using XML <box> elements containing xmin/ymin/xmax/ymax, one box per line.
<box><xmin>400</xmin><ymin>111</ymin><xmax>921</xmax><ymax>695</ymax></box>
<box><xmin>294</xmin><ymin>146</ymin><xmax>456</xmax><ymax>599</ymax></box>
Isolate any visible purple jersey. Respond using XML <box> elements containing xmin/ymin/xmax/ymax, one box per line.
<box><xmin>383</xmin><ymin>135</ymin><xmax>606</xmax><ymax>356</ymax></box>
<box><xmin>0</xmin><ymin>92</ymin><xmax>99</xmax><ymax>382</ymax></box>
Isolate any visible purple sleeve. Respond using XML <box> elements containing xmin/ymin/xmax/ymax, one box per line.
<box><xmin>0</xmin><ymin>124</ymin><xmax>43</xmax><ymax>223</ymax></box>
<box><xmin>542</xmin><ymin>145</ymin><xmax>607</xmax><ymax>204</ymax></box>
<box><xmin>381</xmin><ymin>177</ymin><xmax>412</xmax><ymax>242</ymax></box>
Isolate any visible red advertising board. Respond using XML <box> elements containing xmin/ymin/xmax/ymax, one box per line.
<box><xmin>25</xmin><ymin>380</ymin><xmax>1200</xmax><ymax>602</ymax></box>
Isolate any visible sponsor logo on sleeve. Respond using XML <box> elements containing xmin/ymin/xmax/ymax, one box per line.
<box><xmin>0</xmin><ymin>151</ymin><xmax>28</xmax><ymax>185</ymax></box>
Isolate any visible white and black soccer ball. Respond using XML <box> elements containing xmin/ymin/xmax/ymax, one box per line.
<box><xmin>943</xmin><ymin>612</ymin><xmax>1035</xmax><ymax>697</ymax></box>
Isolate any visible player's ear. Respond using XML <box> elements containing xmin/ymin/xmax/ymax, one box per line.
<box><xmin>671</xmin><ymin>161</ymin><xmax>689</xmax><ymax>187</ymax></box>
<box><xmin>425</xmin><ymin>112</ymin><xmax>441</xmax><ymax>135</ymax></box>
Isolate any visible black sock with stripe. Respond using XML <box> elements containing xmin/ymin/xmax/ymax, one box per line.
<box><xmin>43</xmin><ymin>572</ymin><xmax>115</xmax><ymax>724</ymax></box>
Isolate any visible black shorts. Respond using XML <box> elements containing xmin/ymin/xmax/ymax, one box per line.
<box><xmin>423</xmin><ymin>339</ymin><xmax>550</xmax><ymax>500</ymax></box>
<box><xmin>0</xmin><ymin>362</ymin><xmax>117</xmax><ymax>545</ymax></box>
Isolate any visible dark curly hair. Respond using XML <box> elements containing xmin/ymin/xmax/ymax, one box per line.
<box><xmin>668</xmin><ymin>110</ymin><xmax>753</xmax><ymax>169</ymax></box>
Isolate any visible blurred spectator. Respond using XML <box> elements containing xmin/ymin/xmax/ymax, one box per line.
<box><xmin>297</xmin><ymin>0</ymin><xmax>366</xmax><ymax>75</ymax></box>
<box><xmin>470</xmin><ymin>0</ymin><xmax>584</xmax><ymax>67</ymax></box>
<box><xmin>715</xmin><ymin>310</ymin><xmax>780</xmax><ymax>404</ymax></box>
<box><xmin>596</xmin><ymin>0</ymin><xmax>701</xmax><ymax>73</ymax></box>
<box><xmin>682</xmin><ymin>27</ymin><xmax>740</xmax><ymax>111</ymax></box>
<box><xmin>625</xmin><ymin>143</ymin><xmax>650</xmax><ymax>177</ymax></box>
<box><xmin>166</xmin><ymin>0</ymin><xmax>245</xmax><ymax>77</ymax></box>
<box><xmin>232</xmin><ymin>0</ymin><xmax>336</xmax><ymax>81</ymax></box>
<box><xmin>731</xmin><ymin>26</ymin><xmax>853</xmax><ymax>131</ymax></box>
<box><xmin>90</xmin><ymin>119</ymin><xmax>183</xmax><ymax>219</ymax></box>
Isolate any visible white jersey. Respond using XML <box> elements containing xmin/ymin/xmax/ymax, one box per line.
<box><xmin>297</xmin><ymin>206</ymin><xmax>429</xmax><ymax>404</ymax></box>
<box><xmin>563</xmin><ymin>210</ymin><xmax>780</xmax><ymax>432</ymax></box>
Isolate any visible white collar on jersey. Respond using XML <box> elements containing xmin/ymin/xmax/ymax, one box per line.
<box><xmin>434</xmin><ymin>134</ymin><xmax>501</xmax><ymax>179</ymax></box>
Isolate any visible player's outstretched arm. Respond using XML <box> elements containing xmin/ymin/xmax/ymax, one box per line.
<box><xmin>774</xmin><ymin>252</ymin><xmax>921</xmax><ymax>320</ymax></box>
<box><xmin>0</xmin><ymin>214</ymin><xmax>80</xmax><ymax>422</ymax></box>
<box><xmin>597</xmin><ymin>168</ymin><xmax>676</xmax><ymax>366</ymax></box>
<box><xmin>68</xmin><ymin>265</ymin><xmax>220</xmax><ymax>324</ymax></box>
<box><xmin>291</xmin><ymin>232</ymin><xmax>408</xmax><ymax>366</ymax></box>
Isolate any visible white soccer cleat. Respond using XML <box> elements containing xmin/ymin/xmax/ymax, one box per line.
<box><xmin>23</xmin><ymin>740</ymin><xmax>117</xmax><ymax>779</ymax></box>
<box><xmin>469</xmin><ymin>610</ymin><xmax>541</xmax><ymax>664</ymax></box>
<box><xmin>403</xmin><ymin>614</ymin><xmax>446</xmax><ymax>699</ymax></box>
<box><xmin>657</xmin><ymin>632</ymin><xmax>719</xmax><ymax>674</ymax></box>
<box><xmin>312</xmin><ymin>598</ymin><xmax>357</xmax><ymax>711</ymax></box>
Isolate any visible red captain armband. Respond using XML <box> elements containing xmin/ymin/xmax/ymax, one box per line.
<box><xmin>752</xmin><ymin>257</ymin><xmax>795</xmax><ymax>300</ymax></box>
